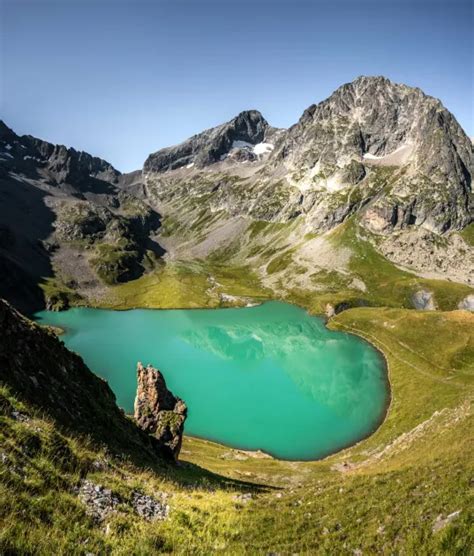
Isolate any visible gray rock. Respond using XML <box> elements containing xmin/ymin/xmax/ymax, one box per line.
<box><xmin>325</xmin><ymin>303</ymin><xmax>336</xmax><ymax>318</ymax></box>
<box><xmin>458</xmin><ymin>294</ymin><xmax>474</xmax><ymax>311</ymax></box>
<box><xmin>0</xmin><ymin>120</ymin><xmax>120</xmax><ymax>190</ymax></box>
<box><xmin>77</xmin><ymin>481</ymin><xmax>170</xmax><ymax>522</ymax></box>
<box><xmin>412</xmin><ymin>290</ymin><xmax>436</xmax><ymax>311</ymax></box>
<box><xmin>131</xmin><ymin>490</ymin><xmax>170</xmax><ymax>521</ymax></box>
<box><xmin>134</xmin><ymin>362</ymin><xmax>187</xmax><ymax>459</ymax></box>
<box><xmin>77</xmin><ymin>480</ymin><xmax>120</xmax><ymax>522</ymax></box>
<box><xmin>234</xmin><ymin>492</ymin><xmax>254</xmax><ymax>503</ymax></box>
<box><xmin>143</xmin><ymin>110</ymin><xmax>269</xmax><ymax>173</ymax></box>
<box><xmin>144</xmin><ymin>110</ymin><xmax>271</xmax><ymax>172</ymax></box>
<box><xmin>432</xmin><ymin>510</ymin><xmax>461</xmax><ymax>533</ymax></box>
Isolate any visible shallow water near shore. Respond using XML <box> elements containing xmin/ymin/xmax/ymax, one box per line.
<box><xmin>36</xmin><ymin>301</ymin><xmax>388</xmax><ymax>460</ymax></box>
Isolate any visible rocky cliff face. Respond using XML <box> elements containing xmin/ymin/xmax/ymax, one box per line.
<box><xmin>0</xmin><ymin>298</ymin><xmax>177</xmax><ymax>462</ymax></box>
<box><xmin>0</xmin><ymin>122</ymin><xmax>163</xmax><ymax>311</ymax></box>
<box><xmin>144</xmin><ymin>76</ymin><xmax>472</xmax><ymax>235</ymax></box>
<box><xmin>0</xmin><ymin>120</ymin><xmax>120</xmax><ymax>191</ymax></box>
<box><xmin>134</xmin><ymin>363</ymin><xmax>187</xmax><ymax>459</ymax></box>
<box><xmin>144</xmin><ymin>110</ymin><xmax>273</xmax><ymax>172</ymax></box>
<box><xmin>275</xmin><ymin>75</ymin><xmax>472</xmax><ymax>233</ymax></box>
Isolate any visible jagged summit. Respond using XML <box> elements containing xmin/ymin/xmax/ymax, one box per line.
<box><xmin>143</xmin><ymin>75</ymin><xmax>472</xmax><ymax>234</ymax></box>
<box><xmin>0</xmin><ymin>121</ymin><xmax>121</xmax><ymax>189</ymax></box>
<box><xmin>144</xmin><ymin>109</ymin><xmax>273</xmax><ymax>173</ymax></box>
<box><xmin>277</xmin><ymin>75</ymin><xmax>472</xmax><ymax>232</ymax></box>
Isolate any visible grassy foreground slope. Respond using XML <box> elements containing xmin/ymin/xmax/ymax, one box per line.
<box><xmin>1</xmin><ymin>306</ymin><xmax>473</xmax><ymax>554</ymax></box>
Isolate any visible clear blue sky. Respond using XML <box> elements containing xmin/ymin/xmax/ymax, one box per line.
<box><xmin>1</xmin><ymin>0</ymin><xmax>472</xmax><ymax>172</ymax></box>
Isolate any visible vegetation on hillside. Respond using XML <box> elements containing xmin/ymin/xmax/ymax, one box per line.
<box><xmin>6</xmin><ymin>209</ymin><xmax>474</xmax><ymax>553</ymax></box>
<box><xmin>1</xmin><ymin>308</ymin><xmax>472</xmax><ymax>554</ymax></box>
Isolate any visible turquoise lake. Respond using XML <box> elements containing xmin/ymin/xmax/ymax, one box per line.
<box><xmin>35</xmin><ymin>301</ymin><xmax>388</xmax><ymax>460</ymax></box>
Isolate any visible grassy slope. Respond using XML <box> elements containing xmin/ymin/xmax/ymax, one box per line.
<box><xmin>183</xmin><ymin>309</ymin><xmax>473</xmax><ymax>553</ymax></box>
<box><xmin>3</xmin><ymin>218</ymin><xmax>474</xmax><ymax>554</ymax></box>
<box><xmin>460</xmin><ymin>222</ymin><xmax>474</xmax><ymax>247</ymax></box>
<box><xmin>1</xmin><ymin>309</ymin><xmax>472</xmax><ymax>554</ymax></box>
<box><xmin>98</xmin><ymin>261</ymin><xmax>271</xmax><ymax>310</ymax></box>
<box><xmin>81</xmin><ymin>219</ymin><xmax>472</xmax><ymax>315</ymax></box>
<box><xmin>285</xmin><ymin>220</ymin><xmax>473</xmax><ymax>314</ymax></box>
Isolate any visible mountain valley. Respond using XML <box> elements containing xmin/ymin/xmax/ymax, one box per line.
<box><xmin>1</xmin><ymin>76</ymin><xmax>473</xmax><ymax>554</ymax></box>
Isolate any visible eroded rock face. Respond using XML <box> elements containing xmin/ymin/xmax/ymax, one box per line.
<box><xmin>134</xmin><ymin>362</ymin><xmax>187</xmax><ymax>459</ymax></box>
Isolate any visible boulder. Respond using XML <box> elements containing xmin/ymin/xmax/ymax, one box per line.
<box><xmin>412</xmin><ymin>289</ymin><xmax>436</xmax><ymax>310</ymax></box>
<box><xmin>134</xmin><ymin>362</ymin><xmax>187</xmax><ymax>459</ymax></box>
<box><xmin>458</xmin><ymin>294</ymin><xmax>474</xmax><ymax>311</ymax></box>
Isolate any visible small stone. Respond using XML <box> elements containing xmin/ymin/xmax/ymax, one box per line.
<box><xmin>131</xmin><ymin>490</ymin><xmax>170</xmax><ymax>521</ymax></box>
<box><xmin>77</xmin><ymin>480</ymin><xmax>120</xmax><ymax>522</ymax></box>
<box><xmin>432</xmin><ymin>510</ymin><xmax>461</xmax><ymax>533</ymax></box>
<box><xmin>234</xmin><ymin>493</ymin><xmax>254</xmax><ymax>503</ymax></box>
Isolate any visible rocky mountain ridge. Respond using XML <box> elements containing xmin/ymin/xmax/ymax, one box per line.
<box><xmin>0</xmin><ymin>120</ymin><xmax>120</xmax><ymax>192</ymax></box>
<box><xmin>0</xmin><ymin>121</ymin><xmax>163</xmax><ymax>311</ymax></box>
<box><xmin>144</xmin><ymin>76</ymin><xmax>472</xmax><ymax>234</ymax></box>
<box><xmin>144</xmin><ymin>110</ymin><xmax>275</xmax><ymax>173</ymax></box>
<box><xmin>0</xmin><ymin>76</ymin><xmax>472</xmax><ymax>313</ymax></box>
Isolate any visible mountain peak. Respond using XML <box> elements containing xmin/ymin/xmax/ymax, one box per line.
<box><xmin>144</xmin><ymin>109</ymin><xmax>271</xmax><ymax>173</ymax></box>
<box><xmin>0</xmin><ymin>119</ymin><xmax>121</xmax><ymax>189</ymax></box>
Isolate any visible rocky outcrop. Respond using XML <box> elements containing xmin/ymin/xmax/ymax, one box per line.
<box><xmin>52</xmin><ymin>194</ymin><xmax>162</xmax><ymax>285</ymax></box>
<box><xmin>378</xmin><ymin>228</ymin><xmax>474</xmax><ymax>285</ymax></box>
<box><xmin>76</xmin><ymin>480</ymin><xmax>169</xmax><ymax>522</ymax></box>
<box><xmin>144</xmin><ymin>110</ymin><xmax>272</xmax><ymax>172</ymax></box>
<box><xmin>0</xmin><ymin>298</ymin><xmax>174</xmax><ymax>463</ymax></box>
<box><xmin>458</xmin><ymin>294</ymin><xmax>474</xmax><ymax>311</ymax></box>
<box><xmin>134</xmin><ymin>362</ymin><xmax>187</xmax><ymax>459</ymax></box>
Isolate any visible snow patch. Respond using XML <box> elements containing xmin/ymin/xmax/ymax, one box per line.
<box><xmin>363</xmin><ymin>143</ymin><xmax>414</xmax><ymax>166</ymax></box>
<box><xmin>5</xmin><ymin>143</ymin><xmax>12</xmax><ymax>150</ymax></box>
<box><xmin>227</xmin><ymin>140</ymin><xmax>274</xmax><ymax>161</ymax></box>
<box><xmin>23</xmin><ymin>155</ymin><xmax>44</xmax><ymax>162</ymax></box>
<box><xmin>0</xmin><ymin>152</ymin><xmax>14</xmax><ymax>159</ymax></box>
<box><xmin>363</xmin><ymin>153</ymin><xmax>380</xmax><ymax>160</ymax></box>
<box><xmin>186</xmin><ymin>162</ymin><xmax>195</xmax><ymax>169</ymax></box>
<box><xmin>253</xmin><ymin>142</ymin><xmax>274</xmax><ymax>155</ymax></box>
